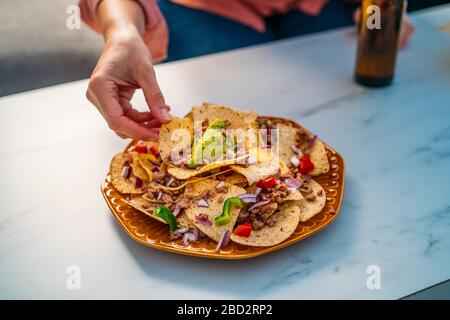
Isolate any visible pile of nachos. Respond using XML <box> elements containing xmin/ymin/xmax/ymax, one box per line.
<box><xmin>109</xmin><ymin>103</ymin><xmax>329</xmax><ymax>251</ymax></box>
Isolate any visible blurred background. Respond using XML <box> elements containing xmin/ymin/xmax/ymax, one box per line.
<box><xmin>0</xmin><ymin>0</ymin><xmax>448</xmax><ymax>97</ymax></box>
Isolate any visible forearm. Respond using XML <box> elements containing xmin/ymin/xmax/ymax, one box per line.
<box><xmin>96</xmin><ymin>0</ymin><xmax>146</xmax><ymax>41</ymax></box>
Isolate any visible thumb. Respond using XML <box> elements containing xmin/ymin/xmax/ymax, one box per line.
<box><xmin>139</xmin><ymin>69</ymin><xmax>171</xmax><ymax>123</ymax></box>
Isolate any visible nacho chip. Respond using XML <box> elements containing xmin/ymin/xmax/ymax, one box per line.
<box><xmin>159</xmin><ymin>117</ymin><xmax>193</xmax><ymax>163</ymax></box>
<box><xmin>135</xmin><ymin>154</ymin><xmax>156</xmax><ymax>181</ymax></box>
<box><xmin>230</xmin><ymin>150</ymin><xmax>279</xmax><ymax>185</ymax></box>
<box><xmin>184</xmin><ymin>179</ymin><xmax>245</xmax><ymax>242</ymax></box>
<box><xmin>276</xmin><ymin>124</ymin><xmax>329</xmax><ymax>176</ymax></box>
<box><xmin>278</xmin><ymin>178</ymin><xmax>326</xmax><ymax>222</ymax></box>
<box><xmin>110</xmin><ymin>153</ymin><xmax>147</xmax><ymax>194</ymax></box>
<box><xmin>168</xmin><ymin>156</ymin><xmax>247</xmax><ymax>180</ymax></box>
<box><xmin>129</xmin><ymin>154</ymin><xmax>150</xmax><ymax>182</ymax></box>
<box><xmin>125</xmin><ymin>196</ymin><xmax>166</xmax><ymax>224</ymax></box>
<box><xmin>279</xmin><ymin>160</ymin><xmax>290</xmax><ymax>177</ymax></box>
<box><xmin>223</xmin><ymin>173</ymin><xmax>248</xmax><ymax>186</ymax></box>
<box><xmin>283</xmin><ymin>188</ymin><xmax>303</xmax><ymax>201</ymax></box>
<box><xmin>126</xmin><ymin>195</ymin><xmax>194</xmax><ymax>228</ymax></box>
<box><xmin>193</xmin><ymin>103</ymin><xmax>257</xmax><ymax>131</ymax></box>
<box><xmin>230</xmin><ymin>206</ymin><xmax>300</xmax><ymax>247</ymax></box>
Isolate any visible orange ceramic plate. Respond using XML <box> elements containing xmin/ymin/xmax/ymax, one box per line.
<box><xmin>101</xmin><ymin>116</ymin><xmax>345</xmax><ymax>259</ymax></box>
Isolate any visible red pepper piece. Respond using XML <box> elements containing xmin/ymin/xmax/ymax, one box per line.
<box><xmin>149</xmin><ymin>145</ymin><xmax>159</xmax><ymax>155</ymax></box>
<box><xmin>134</xmin><ymin>144</ymin><xmax>147</xmax><ymax>154</ymax></box>
<box><xmin>234</xmin><ymin>223</ymin><xmax>252</xmax><ymax>237</ymax></box>
<box><xmin>256</xmin><ymin>176</ymin><xmax>277</xmax><ymax>190</ymax></box>
<box><xmin>299</xmin><ymin>155</ymin><xmax>315</xmax><ymax>175</ymax></box>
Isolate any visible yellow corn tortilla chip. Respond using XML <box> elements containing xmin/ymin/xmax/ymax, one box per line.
<box><xmin>159</xmin><ymin>117</ymin><xmax>193</xmax><ymax>163</ymax></box>
<box><xmin>110</xmin><ymin>153</ymin><xmax>147</xmax><ymax>194</ymax></box>
<box><xmin>278</xmin><ymin>178</ymin><xmax>326</xmax><ymax>222</ymax></box>
<box><xmin>223</xmin><ymin>173</ymin><xmax>248</xmax><ymax>186</ymax></box>
<box><xmin>184</xmin><ymin>179</ymin><xmax>246</xmax><ymax>242</ymax></box>
<box><xmin>125</xmin><ymin>196</ymin><xmax>166</xmax><ymax>224</ymax></box>
<box><xmin>167</xmin><ymin>156</ymin><xmax>247</xmax><ymax>180</ymax></box>
<box><xmin>230</xmin><ymin>206</ymin><xmax>300</xmax><ymax>247</ymax></box>
<box><xmin>283</xmin><ymin>188</ymin><xmax>303</xmax><ymax>201</ymax></box>
<box><xmin>279</xmin><ymin>160</ymin><xmax>290</xmax><ymax>177</ymax></box>
<box><xmin>193</xmin><ymin>103</ymin><xmax>257</xmax><ymax>131</ymax></box>
<box><xmin>135</xmin><ymin>154</ymin><xmax>155</xmax><ymax>181</ymax></box>
<box><xmin>126</xmin><ymin>196</ymin><xmax>194</xmax><ymax>228</ymax></box>
<box><xmin>230</xmin><ymin>152</ymin><xmax>279</xmax><ymax>185</ymax></box>
<box><xmin>276</xmin><ymin>124</ymin><xmax>329</xmax><ymax>176</ymax></box>
<box><xmin>129</xmin><ymin>154</ymin><xmax>149</xmax><ymax>182</ymax></box>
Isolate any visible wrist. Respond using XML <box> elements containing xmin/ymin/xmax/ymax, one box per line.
<box><xmin>104</xmin><ymin>24</ymin><xmax>142</xmax><ymax>44</ymax></box>
<box><xmin>97</xmin><ymin>0</ymin><xmax>146</xmax><ymax>42</ymax></box>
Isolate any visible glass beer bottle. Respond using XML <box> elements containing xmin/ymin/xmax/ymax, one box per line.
<box><xmin>354</xmin><ymin>0</ymin><xmax>405</xmax><ymax>87</ymax></box>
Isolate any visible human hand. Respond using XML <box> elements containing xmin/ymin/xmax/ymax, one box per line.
<box><xmin>86</xmin><ymin>29</ymin><xmax>170</xmax><ymax>140</ymax></box>
<box><xmin>353</xmin><ymin>7</ymin><xmax>415</xmax><ymax>49</ymax></box>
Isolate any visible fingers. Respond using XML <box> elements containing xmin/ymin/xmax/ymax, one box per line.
<box><xmin>141</xmin><ymin>118</ymin><xmax>162</xmax><ymax>128</ymax></box>
<box><xmin>124</xmin><ymin>108</ymin><xmax>156</xmax><ymax>123</ymax></box>
<box><xmin>137</xmin><ymin>67</ymin><xmax>171</xmax><ymax>124</ymax></box>
<box><xmin>87</xmin><ymin>76</ymin><xmax>159</xmax><ymax>140</ymax></box>
<box><xmin>110</xmin><ymin>115</ymin><xmax>160</xmax><ymax>140</ymax></box>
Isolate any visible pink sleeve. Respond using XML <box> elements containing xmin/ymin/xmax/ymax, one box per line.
<box><xmin>79</xmin><ymin>0</ymin><xmax>169</xmax><ymax>63</ymax></box>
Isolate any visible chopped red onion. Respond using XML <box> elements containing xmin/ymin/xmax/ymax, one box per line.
<box><xmin>239</xmin><ymin>193</ymin><xmax>257</xmax><ymax>199</ymax></box>
<box><xmin>166</xmin><ymin>177</ymin><xmax>175</xmax><ymax>187</ymax></box>
<box><xmin>283</xmin><ymin>178</ymin><xmax>302</xmax><ymax>189</ymax></box>
<box><xmin>173</xmin><ymin>205</ymin><xmax>182</xmax><ymax>218</ymax></box>
<box><xmin>215</xmin><ymin>231</ymin><xmax>230</xmax><ymax>252</ymax></box>
<box><xmin>290</xmin><ymin>145</ymin><xmax>300</xmax><ymax>154</ymax></box>
<box><xmin>254</xmin><ymin>187</ymin><xmax>262</xmax><ymax>197</ymax></box>
<box><xmin>215</xmin><ymin>181</ymin><xmax>225</xmax><ymax>190</ymax></box>
<box><xmin>182</xmin><ymin>232</ymin><xmax>197</xmax><ymax>246</ymax></box>
<box><xmin>241</xmin><ymin>197</ymin><xmax>257</xmax><ymax>204</ymax></box>
<box><xmin>238</xmin><ymin>193</ymin><xmax>258</xmax><ymax>203</ymax></box>
<box><xmin>156</xmin><ymin>190</ymin><xmax>163</xmax><ymax>200</ymax></box>
<box><xmin>248</xmin><ymin>199</ymin><xmax>270</xmax><ymax>212</ymax></box>
<box><xmin>151</xmin><ymin>166</ymin><xmax>159</xmax><ymax>173</ymax></box>
<box><xmin>197</xmin><ymin>199</ymin><xmax>209</xmax><ymax>208</ymax></box>
<box><xmin>307</xmin><ymin>135</ymin><xmax>318</xmax><ymax>150</ymax></box>
<box><xmin>134</xmin><ymin>177</ymin><xmax>143</xmax><ymax>188</ymax></box>
<box><xmin>174</xmin><ymin>227</ymin><xmax>189</xmax><ymax>234</ymax></box>
<box><xmin>195</xmin><ymin>214</ymin><xmax>212</xmax><ymax>225</ymax></box>
<box><xmin>290</xmin><ymin>156</ymin><xmax>300</xmax><ymax>167</ymax></box>
<box><xmin>121</xmin><ymin>166</ymin><xmax>131</xmax><ymax>179</ymax></box>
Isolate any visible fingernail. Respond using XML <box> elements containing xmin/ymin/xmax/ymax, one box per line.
<box><xmin>160</xmin><ymin>108</ymin><xmax>171</xmax><ymax>121</ymax></box>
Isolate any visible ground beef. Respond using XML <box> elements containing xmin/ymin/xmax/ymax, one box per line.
<box><xmin>177</xmin><ymin>196</ymin><xmax>191</xmax><ymax>209</ymax></box>
<box><xmin>298</xmin><ymin>180</ymin><xmax>316</xmax><ymax>202</ymax></box>
<box><xmin>266</xmin><ymin>215</ymin><xmax>277</xmax><ymax>227</ymax></box>
<box><xmin>153</xmin><ymin>170</ymin><xmax>166</xmax><ymax>183</ymax></box>
<box><xmin>238</xmin><ymin>202</ymin><xmax>277</xmax><ymax>230</ymax></box>
<box><xmin>251</xmin><ymin>219</ymin><xmax>265</xmax><ymax>231</ymax></box>
<box><xmin>260</xmin><ymin>183</ymin><xmax>290</xmax><ymax>204</ymax></box>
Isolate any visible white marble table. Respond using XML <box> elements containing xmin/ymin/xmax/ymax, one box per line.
<box><xmin>1</xmin><ymin>5</ymin><xmax>449</xmax><ymax>300</ymax></box>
